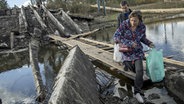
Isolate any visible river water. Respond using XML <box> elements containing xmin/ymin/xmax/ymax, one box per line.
<box><xmin>0</xmin><ymin>45</ymin><xmax>67</xmax><ymax>103</ymax></box>
<box><xmin>0</xmin><ymin>20</ymin><xmax>184</xmax><ymax>103</ymax></box>
<box><xmin>89</xmin><ymin>19</ymin><xmax>184</xmax><ymax>61</ymax></box>
<box><xmin>89</xmin><ymin>19</ymin><xmax>184</xmax><ymax>104</ymax></box>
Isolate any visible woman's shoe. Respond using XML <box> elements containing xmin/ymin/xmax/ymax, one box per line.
<box><xmin>134</xmin><ymin>93</ymin><xmax>144</xmax><ymax>103</ymax></box>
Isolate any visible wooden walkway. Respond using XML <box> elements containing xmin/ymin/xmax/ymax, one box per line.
<box><xmin>49</xmin><ymin>35</ymin><xmax>184</xmax><ymax>81</ymax></box>
<box><xmin>49</xmin><ymin>35</ymin><xmax>149</xmax><ymax>80</ymax></box>
<box><xmin>79</xmin><ymin>37</ymin><xmax>184</xmax><ymax>69</ymax></box>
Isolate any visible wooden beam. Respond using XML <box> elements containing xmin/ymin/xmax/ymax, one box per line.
<box><xmin>70</xmin><ymin>29</ymin><xmax>99</xmax><ymax>39</ymax></box>
<box><xmin>69</xmin><ymin>24</ymin><xmax>115</xmax><ymax>39</ymax></box>
<box><xmin>0</xmin><ymin>48</ymin><xmax>28</xmax><ymax>54</ymax></box>
<box><xmin>101</xmin><ymin>47</ymin><xmax>113</xmax><ymax>50</ymax></box>
<box><xmin>68</xmin><ymin>13</ymin><xmax>94</xmax><ymax>21</ymax></box>
<box><xmin>61</xmin><ymin>9</ymin><xmax>82</xmax><ymax>34</ymax></box>
<box><xmin>29</xmin><ymin>28</ymin><xmax>46</xmax><ymax>102</ymax></box>
<box><xmin>30</xmin><ymin>6</ymin><xmax>47</xmax><ymax>29</ymax></box>
<box><xmin>20</xmin><ymin>6</ymin><xmax>28</xmax><ymax>31</ymax></box>
<box><xmin>163</xmin><ymin>58</ymin><xmax>184</xmax><ymax>68</ymax></box>
<box><xmin>41</xmin><ymin>5</ymin><xmax>67</xmax><ymax>36</ymax></box>
<box><xmin>79</xmin><ymin>37</ymin><xmax>113</xmax><ymax>47</ymax></box>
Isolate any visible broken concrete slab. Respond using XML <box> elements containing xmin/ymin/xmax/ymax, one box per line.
<box><xmin>48</xmin><ymin>46</ymin><xmax>100</xmax><ymax>104</ymax></box>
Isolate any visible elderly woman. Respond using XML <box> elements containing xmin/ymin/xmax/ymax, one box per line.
<box><xmin>113</xmin><ymin>11</ymin><xmax>154</xmax><ymax>103</ymax></box>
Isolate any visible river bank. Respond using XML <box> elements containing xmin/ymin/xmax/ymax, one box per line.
<box><xmin>86</xmin><ymin>1</ymin><xmax>184</xmax><ymax>27</ymax></box>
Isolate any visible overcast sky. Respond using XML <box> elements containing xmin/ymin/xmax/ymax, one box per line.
<box><xmin>7</xmin><ymin>0</ymin><xmax>30</xmax><ymax>7</ymax></box>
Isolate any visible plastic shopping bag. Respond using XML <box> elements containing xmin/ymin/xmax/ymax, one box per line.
<box><xmin>146</xmin><ymin>48</ymin><xmax>165</xmax><ymax>82</ymax></box>
<box><xmin>113</xmin><ymin>44</ymin><xmax>122</xmax><ymax>62</ymax></box>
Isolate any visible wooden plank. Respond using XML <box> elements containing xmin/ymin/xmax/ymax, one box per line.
<box><xmin>101</xmin><ymin>47</ymin><xmax>113</xmax><ymax>50</ymax></box>
<box><xmin>90</xmin><ymin>5</ymin><xmax>184</xmax><ymax>14</ymax></box>
<box><xmin>0</xmin><ymin>48</ymin><xmax>28</xmax><ymax>54</ymax></box>
<box><xmin>68</xmin><ymin>13</ymin><xmax>94</xmax><ymax>21</ymax></box>
<box><xmin>70</xmin><ymin>24</ymin><xmax>115</xmax><ymax>39</ymax></box>
<box><xmin>80</xmin><ymin>37</ymin><xmax>184</xmax><ymax>68</ymax></box>
<box><xmin>108</xmin><ymin>50</ymin><xmax>114</xmax><ymax>53</ymax></box>
<box><xmin>163</xmin><ymin>58</ymin><xmax>184</xmax><ymax>68</ymax></box>
<box><xmin>80</xmin><ymin>37</ymin><xmax>113</xmax><ymax>47</ymax></box>
<box><xmin>48</xmin><ymin>35</ymin><xmax>139</xmax><ymax>80</ymax></box>
<box><xmin>48</xmin><ymin>35</ymin><xmax>184</xmax><ymax>80</ymax></box>
<box><xmin>70</xmin><ymin>29</ymin><xmax>99</xmax><ymax>39</ymax></box>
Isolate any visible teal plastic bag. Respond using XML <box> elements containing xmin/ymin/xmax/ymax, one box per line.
<box><xmin>146</xmin><ymin>48</ymin><xmax>165</xmax><ymax>82</ymax></box>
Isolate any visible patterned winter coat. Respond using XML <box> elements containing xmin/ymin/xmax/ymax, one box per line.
<box><xmin>113</xmin><ymin>19</ymin><xmax>152</xmax><ymax>62</ymax></box>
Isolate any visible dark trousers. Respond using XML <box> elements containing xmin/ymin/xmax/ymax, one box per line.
<box><xmin>123</xmin><ymin>59</ymin><xmax>144</xmax><ymax>95</ymax></box>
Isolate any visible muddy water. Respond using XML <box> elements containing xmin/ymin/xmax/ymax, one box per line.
<box><xmin>0</xmin><ymin>45</ymin><xmax>67</xmax><ymax>103</ymax></box>
<box><xmin>88</xmin><ymin>19</ymin><xmax>184</xmax><ymax>61</ymax></box>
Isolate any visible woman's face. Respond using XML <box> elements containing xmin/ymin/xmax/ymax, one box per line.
<box><xmin>130</xmin><ymin>16</ymin><xmax>139</xmax><ymax>27</ymax></box>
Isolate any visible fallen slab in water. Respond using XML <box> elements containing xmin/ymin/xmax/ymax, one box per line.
<box><xmin>48</xmin><ymin>46</ymin><xmax>100</xmax><ymax>104</ymax></box>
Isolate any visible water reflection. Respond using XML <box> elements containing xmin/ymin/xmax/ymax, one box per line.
<box><xmin>90</xmin><ymin>27</ymin><xmax>115</xmax><ymax>44</ymax></box>
<box><xmin>0</xmin><ymin>45</ymin><xmax>67</xmax><ymax>103</ymax></box>
<box><xmin>146</xmin><ymin>20</ymin><xmax>184</xmax><ymax>61</ymax></box>
<box><xmin>0</xmin><ymin>65</ymin><xmax>36</xmax><ymax>103</ymax></box>
<box><xmin>88</xmin><ymin>20</ymin><xmax>184</xmax><ymax>61</ymax></box>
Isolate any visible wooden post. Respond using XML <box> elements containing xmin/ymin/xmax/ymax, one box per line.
<box><xmin>10</xmin><ymin>32</ymin><xmax>14</xmax><ymax>49</ymax></box>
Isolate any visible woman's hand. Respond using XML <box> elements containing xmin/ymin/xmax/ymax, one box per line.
<box><xmin>115</xmin><ymin>41</ymin><xmax>119</xmax><ymax>44</ymax></box>
<box><xmin>132</xmin><ymin>42</ymin><xmax>137</xmax><ymax>48</ymax></box>
<box><xmin>149</xmin><ymin>43</ymin><xmax>155</xmax><ymax>48</ymax></box>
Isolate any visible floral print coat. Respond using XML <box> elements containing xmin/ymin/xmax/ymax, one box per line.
<box><xmin>113</xmin><ymin>19</ymin><xmax>152</xmax><ymax>62</ymax></box>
